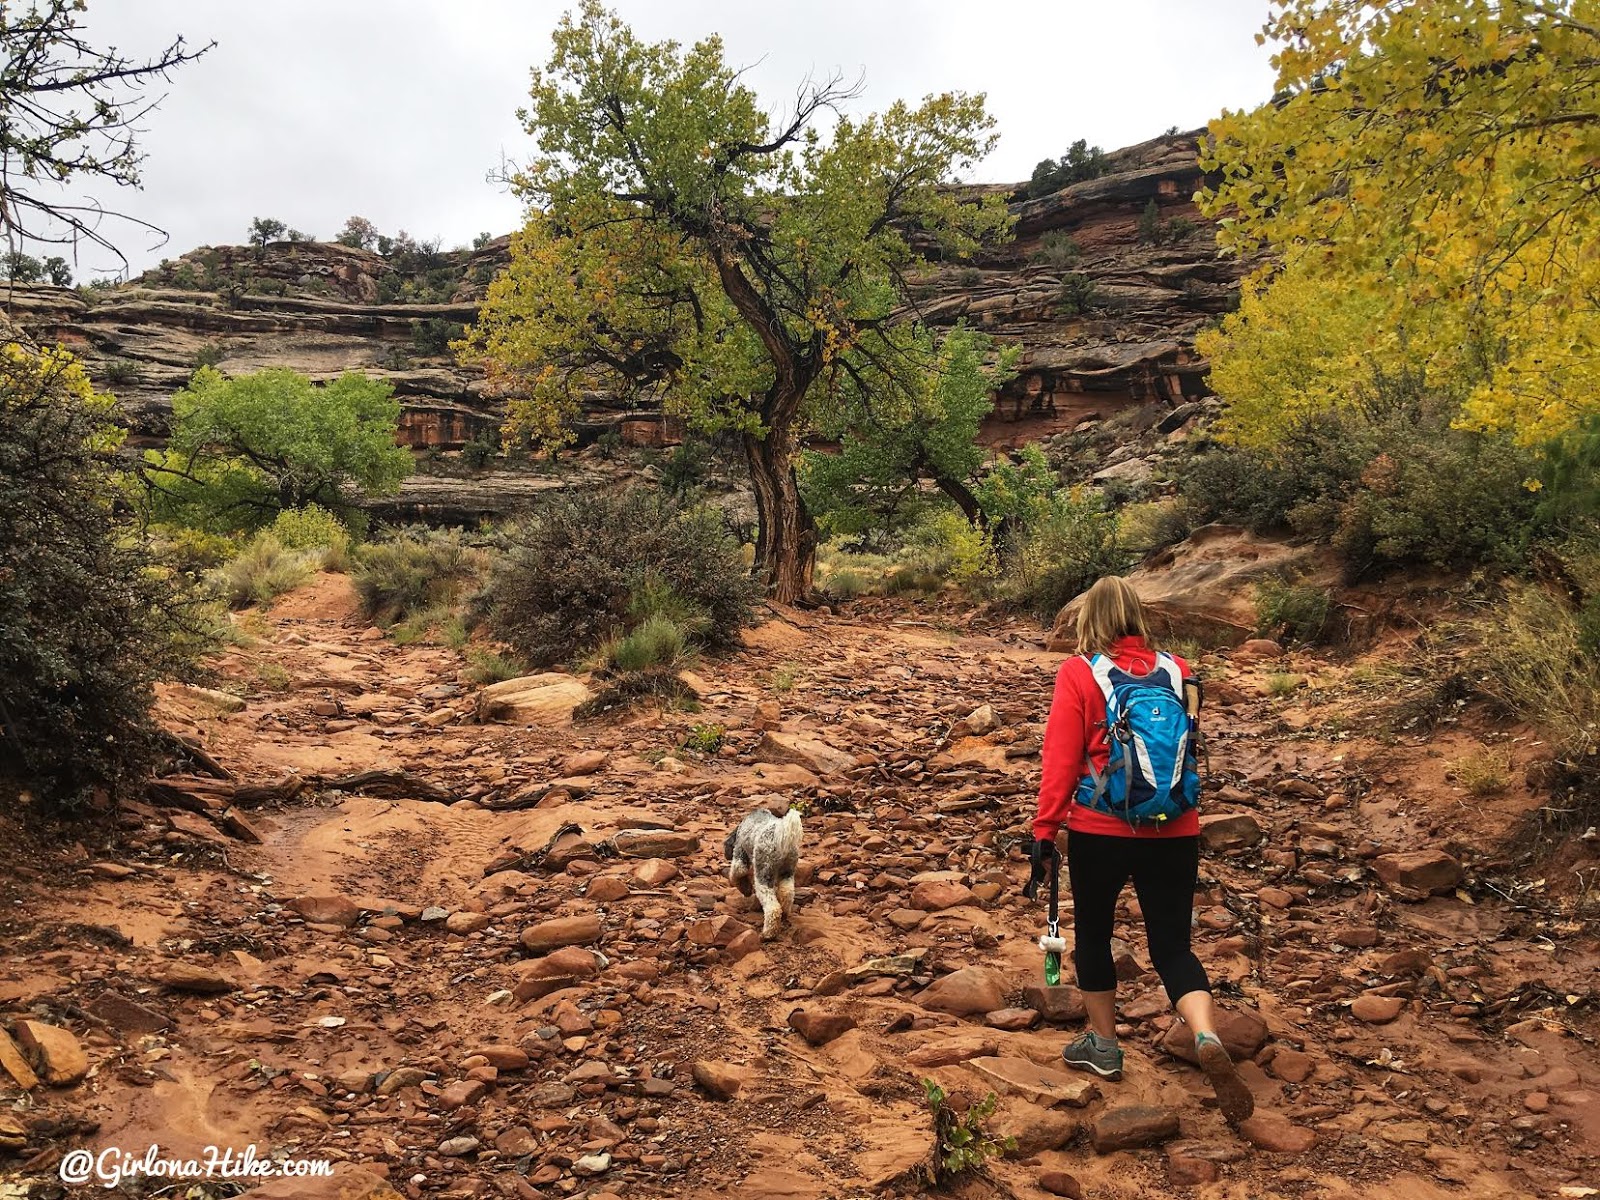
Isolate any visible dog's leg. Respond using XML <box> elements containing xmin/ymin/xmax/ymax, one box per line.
<box><xmin>729</xmin><ymin>851</ymin><xmax>754</xmax><ymax>898</ymax></box>
<box><xmin>777</xmin><ymin>876</ymin><xmax>796</xmax><ymax>921</ymax></box>
<box><xmin>753</xmin><ymin>873</ymin><xmax>782</xmax><ymax>939</ymax></box>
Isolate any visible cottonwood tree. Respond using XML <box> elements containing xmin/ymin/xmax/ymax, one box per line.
<box><xmin>142</xmin><ymin>367</ymin><xmax>413</xmax><ymax>534</ymax></box>
<box><xmin>465</xmin><ymin>1</ymin><xmax>1011</xmax><ymax>600</ymax></box>
<box><xmin>1201</xmin><ymin>0</ymin><xmax>1600</xmax><ymax>446</ymax></box>
<box><xmin>801</xmin><ymin>325</ymin><xmax>1017</xmax><ymax>543</ymax></box>
<box><xmin>337</xmin><ymin>216</ymin><xmax>380</xmax><ymax>250</ymax></box>
<box><xmin>0</xmin><ymin>0</ymin><xmax>211</xmax><ymax>267</ymax></box>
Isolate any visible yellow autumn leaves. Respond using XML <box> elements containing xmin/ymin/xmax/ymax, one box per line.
<box><xmin>1199</xmin><ymin>0</ymin><xmax>1600</xmax><ymax>450</ymax></box>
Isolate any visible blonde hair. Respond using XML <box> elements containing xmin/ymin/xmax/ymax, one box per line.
<box><xmin>1075</xmin><ymin>576</ymin><xmax>1152</xmax><ymax>657</ymax></box>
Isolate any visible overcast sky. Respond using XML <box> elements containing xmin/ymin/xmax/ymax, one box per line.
<box><xmin>67</xmin><ymin>0</ymin><xmax>1279</xmax><ymax>279</ymax></box>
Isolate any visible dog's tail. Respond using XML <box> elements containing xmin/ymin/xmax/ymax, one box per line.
<box><xmin>779</xmin><ymin>807</ymin><xmax>804</xmax><ymax>859</ymax></box>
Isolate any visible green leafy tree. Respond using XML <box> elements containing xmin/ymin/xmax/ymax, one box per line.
<box><xmin>247</xmin><ymin>216</ymin><xmax>287</xmax><ymax>250</ymax></box>
<box><xmin>42</xmin><ymin>255</ymin><xmax>71</xmax><ymax>285</ymax></box>
<box><xmin>0</xmin><ymin>1</ymin><xmax>210</xmax><ymax>265</ymax></box>
<box><xmin>464</xmin><ymin>2</ymin><xmax>1012</xmax><ymax>600</ymax></box>
<box><xmin>1</xmin><ymin>342</ymin><xmax>190</xmax><ymax>810</ymax></box>
<box><xmin>1025</xmin><ymin>138</ymin><xmax>1110</xmax><ymax>198</ymax></box>
<box><xmin>802</xmin><ymin>325</ymin><xmax>1017</xmax><ymax>541</ymax></box>
<box><xmin>337</xmin><ymin>216</ymin><xmax>379</xmax><ymax>249</ymax></box>
<box><xmin>143</xmin><ymin>368</ymin><xmax>413</xmax><ymax>534</ymax></box>
<box><xmin>2</xmin><ymin>252</ymin><xmax>42</xmax><ymax>282</ymax></box>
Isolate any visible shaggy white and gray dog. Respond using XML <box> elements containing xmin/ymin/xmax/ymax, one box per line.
<box><xmin>724</xmin><ymin>806</ymin><xmax>803</xmax><ymax>939</ymax></box>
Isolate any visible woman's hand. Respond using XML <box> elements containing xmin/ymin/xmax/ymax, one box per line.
<box><xmin>1022</xmin><ymin>837</ymin><xmax>1060</xmax><ymax>900</ymax></box>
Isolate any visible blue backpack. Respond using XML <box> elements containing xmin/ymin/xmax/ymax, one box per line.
<box><xmin>1074</xmin><ymin>652</ymin><xmax>1201</xmax><ymax>827</ymax></box>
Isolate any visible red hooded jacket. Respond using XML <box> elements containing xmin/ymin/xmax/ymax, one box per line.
<box><xmin>1033</xmin><ymin>635</ymin><xmax>1199</xmax><ymax>842</ymax></box>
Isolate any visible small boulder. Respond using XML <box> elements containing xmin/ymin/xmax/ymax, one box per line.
<box><xmin>966</xmin><ymin>1057</ymin><xmax>1098</xmax><ymax>1108</ymax></box>
<box><xmin>288</xmin><ymin>894</ymin><xmax>364</xmax><ymax>928</ymax></box>
<box><xmin>562</xmin><ymin>749</ymin><xmax>608</xmax><ymax>776</ymax></box>
<box><xmin>917</xmin><ymin>967</ymin><xmax>1006</xmax><ymax>1016</ymax></box>
<box><xmin>786</xmin><ymin>1008</ymin><xmax>856</xmax><ymax>1047</ymax></box>
<box><xmin>15</xmin><ymin>1021</ymin><xmax>87</xmax><ymax>1087</ymax></box>
<box><xmin>755</xmin><ymin>731</ymin><xmax>855</xmax><ymax>777</ymax></box>
<box><xmin>692</xmin><ymin>1059</ymin><xmax>746</xmax><ymax>1100</ymax></box>
<box><xmin>1350</xmin><ymin>993</ymin><xmax>1405</xmax><ymax>1024</ymax></box>
<box><xmin>1198</xmin><ymin>812</ymin><xmax>1264</xmax><ymax>852</ymax></box>
<box><xmin>910</xmin><ymin>880</ymin><xmax>976</xmax><ymax>912</ymax></box>
<box><xmin>611</xmin><ymin>828</ymin><xmax>700</xmax><ymax>858</ymax></box>
<box><xmin>1039</xmin><ymin>1171</ymin><xmax>1084</xmax><ymax>1199</ymax></box>
<box><xmin>1160</xmin><ymin>1008</ymin><xmax>1268</xmax><ymax>1065</ymax></box>
<box><xmin>905</xmin><ymin>1037</ymin><xmax>999</xmax><ymax>1068</ymax></box>
<box><xmin>1237</xmin><ymin>1111</ymin><xmax>1317</xmax><ymax>1153</ymax></box>
<box><xmin>477</xmin><ymin>673</ymin><xmax>593</xmax><ymax>725</ymax></box>
<box><xmin>519</xmin><ymin>913</ymin><xmax>603</xmax><ymax>954</ymax></box>
<box><xmin>1091</xmin><ymin>1105</ymin><xmax>1181</xmax><ymax>1154</ymax></box>
<box><xmin>1371</xmin><ymin>850</ymin><xmax>1462</xmax><ymax>895</ymax></box>
<box><xmin>156</xmin><ymin>962</ymin><xmax>237</xmax><ymax>994</ymax></box>
<box><xmin>634</xmin><ymin>858</ymin><xmax>681</xmax><ymax>886</ymax></box>
<box><xmin>1024</xmin><ymin>984</ymin><xmax>1087</xmax><ymax>1024</ymax></box>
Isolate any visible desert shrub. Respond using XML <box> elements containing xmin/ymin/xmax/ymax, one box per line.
<box><xmin>1540</xmin><ymin>410</ymin><xmax>1600</xmax><ymax>527</ymax></box>
<box><xmin>1254</xmin><ymin>577</ymin><xmax>1331</xmax><ymax>644</ymax></box>
<box><xmin>956</xmin><ymin>266</ymin><xmax>983</xmax><ymax>287</ymax></box>
<box><xmin>905</xmin><ymin>510</ymin><xmax>997</xmax><ymax>586</ymax></box>
<box><xmin>1267</xmin><ymin>672</ymin><xmax>1305</xmax><ymax>697</ymax></box>
<box><xmin>216</xmin><ymin>534</ymin><xmax>319</xmax><ymax>609</ymax></box>
<box><xmin>104</xmin><ymin>358</ymin><xmax>140</xmax><ymax>386</ymax></box>
<box><xmin>822</xmin><ymin>566</ymin><xmax>874</xmax><ymax>599</ymax></box>
<box><xmin>1180</xmin><ymin>408</ymin><xmax>1540</xmax><ymax>576</ymax></box>
<box><xmin>921</xmin><ymin>1080</ymin><xmax>1014</xmax><ymax>1185</ymax></box>
<box><xmin>268</xmin><ymin>504</ymin><xmax>351</xmax><ymax>552</ymax></box>
<box><xmin>683</xmin><ymin>722</ymin><xmax>725</xmax><ymax>753</ymax></box>
<box><xmin>1474</xmin><ymin>583</ymin><xmax>1600</xmax><ymax>761</ymax></box>
<box><xmin>1452</xmin><ymin>746</ymin><xmax>1513</xmax><ymax>796</ymax></box>
<box><xmin>461</xmin><ymin>433</ymin><xmax>499</xmax><ymax>470</ymax></box>
<box><xmin>0</xmin><ymin>343</ymin><xmax>196</xmax><ymax>811</ymax></box>
<box><xmin>1118</xmin><ymin>498</ymin><xmax>1193</xmax><ymax>558</ymax></box>
<box><xmin>1031</xmin><ymin>231</ymin><xmax>1080</xmax><ymax>267</ymax></box>
<box><xmin>1167</xmin><ymin>216</ymin><xmax>1198</xmax><ymax>242</ymax></box>
<box><xmin>464</xmin><ymin>647</ymin><xmax>525</xmax><ymax>684</ymax></box>
<box><xmin>1057</xmin><ymin>272</ymin><xmax>1098</xmax><ymax>315</ymax></box>
<box><xmin>659</xmin><ymin>439</ymin><xmax>711</xmax><ymax>496</ymax></box>
<box><xmin>1330</xmin><ymin>436</ymin><xmax>1539</xmax><ymax>573</ymax></box>
<box><xmin>149</xmin><ymin>525</ymin><xmax>235</xmax><ymax>579</ymax></box>
<box><xmin>352</xmin><ymin>529</ymin><xmax>488</xmax><ymax>626</ymax></box>
<box><xmin>487</xmin><ymin>488</ymin><xmax>756</xmax><ymax>668</ymax></box>
<box><xmin>973</xmin><ymin>444</ymin><xmax>1061</xmax><ymax>531</ymax></box>
<box><xmin>1004</xmin><ymin>489</ymin><xmax>1129</xmax><ymax>618</ymax></box>
<box><xmin>410</xmin><ymin>317</ymin><xmax>462</xmax><ymax>357</ymax></box>
<box><xmin>194</xmin><ymin>341</ymin><xmax>226</xmax><ymax>369</ymax></box>
<box><xmin>604</xmin><ymin>614</ymin><xmax>691</xmax><ymax>672</ymax></box>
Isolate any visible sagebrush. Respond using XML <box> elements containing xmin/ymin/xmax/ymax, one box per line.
<box><xmin>487</xmin><ymin>488</ymin><xmax>756</xmax><ymax>668</ymax></box>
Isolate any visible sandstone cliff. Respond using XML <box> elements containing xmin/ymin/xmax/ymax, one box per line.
<box><xmin>1</xmin><ymin>132</ymin><xmax>1247</xmax><ymax>515</ymax></box>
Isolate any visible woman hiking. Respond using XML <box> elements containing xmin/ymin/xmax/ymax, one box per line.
<box><xmin>1026</xmin><ymin>576</ymin><xmax>1254</xmax><ymax>1124</ymax></box>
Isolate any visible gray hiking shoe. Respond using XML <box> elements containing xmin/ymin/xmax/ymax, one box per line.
<box><xmin>1061</xmin><ymin>1032</ymin><xmax>1123</xmax><ymax>1081</ymax></box>
<box><xmin>1196</xmin><ymin>1033</ymin><xmax>1255</xmax><ymax>1125</ymax></box>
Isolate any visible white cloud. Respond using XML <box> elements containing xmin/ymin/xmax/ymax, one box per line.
<box><xmin>66</xmin><ymin>0</ymin><xmax>1276</xmax><ymax>278</ymax></box>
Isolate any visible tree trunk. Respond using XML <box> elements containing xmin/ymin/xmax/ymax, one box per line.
<box><xmin>933</xmin><ymin>472</ymin><xmax>982</xmax><ymax>526</ymax></box>
<box><xmin>742</xmin><ymin>428</ymin><xmax>816</xmax><ymax>603</ymax></box>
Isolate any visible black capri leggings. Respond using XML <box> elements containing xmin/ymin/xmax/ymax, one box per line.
<box><xmin>1066</xmin><ymin>829</ymin><xmax>1210</xmax><ymax>1003</ymax></box>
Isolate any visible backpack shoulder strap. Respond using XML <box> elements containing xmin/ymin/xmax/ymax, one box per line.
<box><xmin>1082</xmin><ymin>653</ymin><xmax>1117</xmax><ymax>708</ymax></box>
<box><xmin>1151</xmin><ymin>652</ymin><xmax>1184</xmax><ymax>695</ymax></box>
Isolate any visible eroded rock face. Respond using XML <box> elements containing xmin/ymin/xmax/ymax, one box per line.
<box><xmin>1049</xmin><ymin>525</ymin><xmax>1340</xmax><ymax>649</ymax></box>
<box><xmin>5</xmin><ymin>133</ymin><xmax>1249</xmax><ymax>525</ymax></box>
